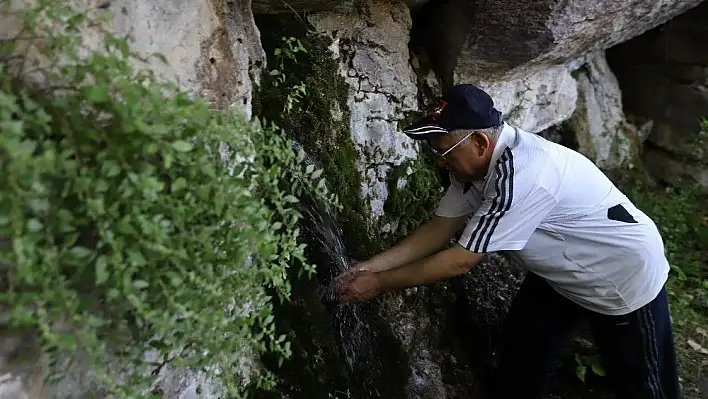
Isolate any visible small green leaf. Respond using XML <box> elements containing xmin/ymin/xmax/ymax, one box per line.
<box><xmin>133</xmin><ymin>280</ymin><xmax>149</xmax><ymax>289</ymax></box>
<box><xmin>171</xmin><ymin>140</ymin><xmax>193</xmax><ymax>152</ymax></box>
<box><xmin>95</xmin><ymin>256</ymin><xmax>109</xmax><ymax>285</ymax></box>
<box><xmin>27</xmin><ymin>219</ymin><xmax>43</xmax><ymax>232</ymax></box>
<box><xmin>172</xmin><ymin>177</ymin><xmax>187</xmax><ymax>193</ymax></box>
<box><xmin>127</xmin><ymin>249</ymin><xmax>147</xmax><ymax>266</ymax></box>
<box><xmin>591</xmin><ymin>362</ymin><xmax>606</xmax><ymax>377</ymax></box>
<box><xmin>69</xmin><ymin>246</ymin><xmax>93</xmax><ymax>259</ymax></box>
<box><xmin>103</xmin><ymin>160</ymin><xmax>121</xmax><ymax>177</ymax></box>
<box><xmin>283</xmin><ymin>195</ymin><xmax>298</xmax><ymax>203</ymax></box>
<box><xmin>576</xmin><ymin>364</ymin><xmax>586</xmax><ymax>382</ymax></box>
<box><xmin>85</xmin><ymin>84</ymin><xmax>110</xmax><ymax>103</ymax></box>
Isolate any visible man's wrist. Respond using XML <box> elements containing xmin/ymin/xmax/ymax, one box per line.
<box><xmin>358</xmin><ymin>257</ymin><xmax>383</xmax><ymax>272</ymax></box>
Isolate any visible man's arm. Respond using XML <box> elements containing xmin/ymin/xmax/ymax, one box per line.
<box><xmin>336</xmin><ymin>244</ymin><xmax>485</xmax><ymax>302</ymax></box>
<box><xmin>375</xmin><ymin>244</ymin><xmax>484</xmax><ymax>292</ymax></box>
<box><xmin>360</xmin><ymin>215</ymin><xmax>469</xmax><ymax>273</ymax></box>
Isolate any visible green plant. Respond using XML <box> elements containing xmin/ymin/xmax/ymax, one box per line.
<box><xmin>692</xmin><ymin>117</ymin><xmax>708</xmax><ymax>160</ymax></box>
<box><xmin>0</xmin><ymin>1</ymin><xmax>337</xmax><ymax>397</ymax></box>
<box><xmin>574</xmin><ymin>352</ymin><xmax>606</xmax><ymax>383</ymax></box>
<box><xmin>381</xmin><ymin>150</ymin><xmax>443</xmax><ymax>243</ymax></box>
<box><xmin>268</xmin><ymin>36</ymin><xmax>308</xmax><ymax>114</ymax></box>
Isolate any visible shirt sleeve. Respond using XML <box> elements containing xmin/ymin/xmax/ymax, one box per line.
<box><xmin>458</xmin><ymin>157</ymin><xmax>557</xmax><ymax>253</ymax></box>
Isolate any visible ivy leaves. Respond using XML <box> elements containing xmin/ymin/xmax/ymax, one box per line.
<box><xmin>0</xmin><ymin>1</ymin><xmax>337</xmax><ymax>398</ymax></box>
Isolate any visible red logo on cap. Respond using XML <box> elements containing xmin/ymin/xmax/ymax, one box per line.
<box><xmin>430</xmin><ymin>100</ymin><xmax>448</xmax><ymax>121</ymax></box>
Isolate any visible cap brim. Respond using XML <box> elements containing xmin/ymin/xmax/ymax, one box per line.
<box><xmin>402</xmin><ymin>118</ymin><xmax>449</xmax><ymax>140</ymax></box>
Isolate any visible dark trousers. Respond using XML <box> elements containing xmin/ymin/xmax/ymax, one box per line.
<box><xmin>491</xmin><ymin>272</ymin><xmax>681</xmax><ymax>399</ymax></box>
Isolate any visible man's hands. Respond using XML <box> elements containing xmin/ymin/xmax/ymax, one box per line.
<box><xmin>329</xmin><ymin>244</ymin><xmax>485</xmax><ymax>304</ymax></box>
<box><xmin>333</xmin><ymin>268</ymin><xmax>381</xmax><ymax>303</ymax></box>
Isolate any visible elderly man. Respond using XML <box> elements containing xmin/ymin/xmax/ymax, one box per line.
<box><xmin>332</xmin><ymin>83</ymin><xmax>681</xmax><ymax>399</ymax></box>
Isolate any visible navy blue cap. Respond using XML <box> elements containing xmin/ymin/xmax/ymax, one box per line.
<box><xmin>402</xmin><ymin>84</ymin><xmax>502</xmax><ymax>140</ymax></box>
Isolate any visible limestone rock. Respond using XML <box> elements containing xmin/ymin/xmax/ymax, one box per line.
<box><xmin>644</xmin><ymin>147</ymin><xmax>708</xmax><ymax>190</ymax></box>
<box><xmin>474</xmin><ymin>65</ymin><xmax>578</xmax><ymax>133</ymax></box>
<box><xmin>422</xmin><ymin>0</ymin><xmax>706</xmax><ymax>82</ymax></box>
<box><xmin>92</xmin><ymin>0</ymin><xmax>265</xmax><ymax>118</ymax></box>
<box><xmin>411</xmin><ymin>0</ymin><xmax>705</xmax><ymax>135</ymax></box>
<box><xmin>252</xmin><ymin>0</ymin><xmax>355</xmax><ymax>14</ymax></box>
<box><xmin>565</xmin><ymin>52</ymin><xmax>639</xmax><ymax>169</ymax></box>
<box><xmin>252</xmin><ymin>0</ymin><xmax>431</xmax><ymax>14</ymax></box>
<box><xmin>0</xmin><ymin>0</ymin><xmax>264</xmax><ymax>118</ymax></box>
<box><xmin>309</xmin><ymin>1</ymin><xmax>420</xmax><ymax>219</ymax></box>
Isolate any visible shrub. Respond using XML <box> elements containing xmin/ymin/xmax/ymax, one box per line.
<box><xmin>0</xmin><ymin>1</ymin><xmax>337</xmax><ymax>397</ymax></box>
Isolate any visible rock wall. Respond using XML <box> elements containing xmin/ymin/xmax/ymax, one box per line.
<box><xmin>564</xmin><ymin>52</ymin><xmax>641</xmax><ymax>169</ymax></box>
<box><xmin>308</xmin><ymin>2</ymin><xmax>420</xmax><ymax>219</ymax></box>
<box><xmin>89</xmin><ymin>0</ymin><xmax>265</xmax><ymax>116</ymax></box>
<box><xmin>607</xmin><ymin>0</ymin><xmax>708</xmax><ymax>189</ymax></box>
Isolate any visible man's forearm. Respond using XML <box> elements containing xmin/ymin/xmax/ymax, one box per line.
<box><xmin>363</xmin><ymin>215</ymin><xmax>467</xmax><ymax>273</ymax></box>
<box><xmin>375</xmin><ymin>245</ymin><xmax>484</xmax><ymax>293</ymax></box>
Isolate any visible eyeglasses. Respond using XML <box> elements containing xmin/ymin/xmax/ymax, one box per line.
<box><xmin>430</xmin><ymin>132</ymin><xmax>473</xmax><ymax>158</ymax></box>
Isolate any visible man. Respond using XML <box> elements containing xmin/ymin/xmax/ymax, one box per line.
<box><xmin>332</xmin><ymin>83</ymin><xmax>681</xmax><ymax>399</ymax></box>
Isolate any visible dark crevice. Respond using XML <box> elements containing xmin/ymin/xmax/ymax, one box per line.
<box><xmin>409</xmin><ymin>0</ymin><xmax>471</xmax><ymax>94</ymax></box>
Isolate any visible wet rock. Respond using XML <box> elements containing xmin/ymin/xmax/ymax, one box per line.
<box><xmin>377</xmin><ymin>253</ymin><xmax>526</xmax><ymax>398</ymax></box>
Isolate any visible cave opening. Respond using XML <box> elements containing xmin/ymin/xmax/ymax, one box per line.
<box><xmin>606</xmin><ymin>1</ymin><xmax>708</xmax><ymax>188</ymax></box>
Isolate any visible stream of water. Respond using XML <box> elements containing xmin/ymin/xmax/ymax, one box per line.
<box><xmin>295</xmin><ymin>144</ymin><xmax>392</xmax><ymax>398</ymax></box>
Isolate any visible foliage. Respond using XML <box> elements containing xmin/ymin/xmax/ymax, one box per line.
<box><xmin>691</xmin><ymin>117</ymin><xmax>708</xmax><ymax>160</ymax></box>
<box><xmin>381</xmin><ymin>149</ymin><xmax>444</xmax><ymax>242</ymax></box>
<box><xmin>267</xmin><ymin>36</ymin><xmax>308</xmax><ymax>114</ymax></box>
<box><xmin>574</xmin><ymin>352</ymin><xmax>605</xmax><ymax>383</ymax></box>
<box><xmin>256</xmin><ymin>17</ymin><xmax>446</xmax><ymax>260</ymax></box>
<box><xmin>0</xmin><ymin>1</ymin><xmax>337</xmax><ymax>397</ymax></box>
<box><xmin>256</xmin><ymin>18</ymin><xmax>375</xmax><ymax>259</ymax></box>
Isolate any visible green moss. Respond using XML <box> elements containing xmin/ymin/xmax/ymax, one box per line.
<box><xmin>253</xmin><ymin>14</ymin><xmax>424</xmax><ymax>397</ymax></box>
<box><xmin>254</xmin><ymin>16</ymin><xmax>374</xmax><ymax>260</ymax></box>
<box><xmin>254</xmin><ymin>18</ymin><xmax>447</xmax><ymax>263</ymax></box>
<box><xmin>378</xmin><ymin>150</ymin><xmax>444</xmax><ymax>249</ymax></box>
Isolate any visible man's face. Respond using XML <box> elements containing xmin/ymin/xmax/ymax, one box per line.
<box><xmin>429</xmin><ymin>131</ymin><xmax>493</xmax><ymax>183</ymax></box>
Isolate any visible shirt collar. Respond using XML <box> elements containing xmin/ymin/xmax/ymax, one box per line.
<box><xmin>483</xmin><ymin>122</ymin><xmax>517</xmax><ymax>181</ymax></box>
<box><xmin>457</xmin><ymin>122</ymin><xmax>518</xmax><ymax>193</ymax></box>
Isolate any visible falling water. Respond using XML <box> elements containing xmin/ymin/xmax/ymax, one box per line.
<box><xmin>294</xmin><ymin>142</ymin><xmax>399</xmax><ymax>398</ymax></box>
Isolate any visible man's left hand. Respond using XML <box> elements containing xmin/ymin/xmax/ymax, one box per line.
<box><xmin>334</xmin><ymin>269</ymin><xmax>382</xmax><ymax>303</ymax></box>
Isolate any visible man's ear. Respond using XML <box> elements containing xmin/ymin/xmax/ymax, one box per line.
<box><xmin>471</xmin><ymin>132</ymin><xmax>491</xmax><ymax>155</ymax></box>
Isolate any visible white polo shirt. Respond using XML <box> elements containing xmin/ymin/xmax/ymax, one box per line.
<box><xmin>436</xmin><ymin>123</ymin><xmax>670</xmax><ymax>316</ymax></box>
